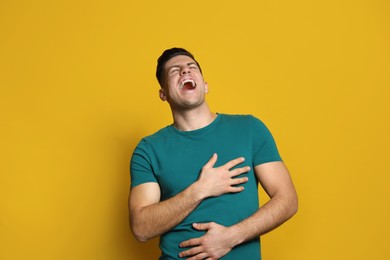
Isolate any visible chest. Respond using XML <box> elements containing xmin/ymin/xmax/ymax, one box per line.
<box><xmin>151</xmin><ymin>134</ymin><xmax>254</xmax><ymax>200</ymax></box>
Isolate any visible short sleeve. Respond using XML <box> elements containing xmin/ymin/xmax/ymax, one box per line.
<box><xmin>130</xmin><ymin>139</ymin><xmax>158</xmax><ymax>189</ymax></box>
<box><xmin>250</xmin><ymin>116</ymin><xmax>282</xmax><ymax>166</ymax></box>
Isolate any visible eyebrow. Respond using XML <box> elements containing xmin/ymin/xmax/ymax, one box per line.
<box><xmin>167</xmin><ymin>62</ymin><xmax>198</xmax><ymax>72</ymax></box>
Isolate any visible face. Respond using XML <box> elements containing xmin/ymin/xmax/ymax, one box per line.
<box><xmin>159</xmin><ymin>55</ymin><xmax>208</xmax><ymax>110</ymax></box>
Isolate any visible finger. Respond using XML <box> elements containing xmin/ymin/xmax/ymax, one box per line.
<box><xmin>202</xmin><ymin>153</ymin><xmax>218</xmax><ymax>169</ymax></box>
<box><xmin>192</xmin><ymin>222</ymin><xmax>211</xmax><ymax>231</ymax></box>
<box><xmin>186</xmin><ymin>252</ymin><xmax>208</xmax><ymax>260</ymax></box>
<box><xmin>186</xmin><ymin>253</ymin><xmax>211</xmax><ymax>260</ymax></box>
<box><xmin>230</xmin><ymin>176</ymin><xmax>249</xmax><ymax>185</ymax></box>
<box><xmin>178</xmin><ymin>246</ymin><xmax>203</xmax><ymax>258</ymax></box>
<box><xmin>228</xmin><ymin>185</ymin><xmax>245</xmax><ymax>193</ymax></box>
<box><xmin>179</xmin><ymin>238</ymin><xmax>201</xmax><ymax>248</ymax></box>
<box><xmin>223</xmin><ymin>157</ymin><xmax>245</xmax><ymax>170</ymax></box>
<box><xmin>230</xmin><ymin>166</ymin><xmax>251</xmax><ymax>177</ymax></box>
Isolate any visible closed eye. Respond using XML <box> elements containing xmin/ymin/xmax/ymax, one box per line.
<box><xmin>169</xmin><ymin>68</ymin><xmax>180</xmax><ymax>74</ymax></box>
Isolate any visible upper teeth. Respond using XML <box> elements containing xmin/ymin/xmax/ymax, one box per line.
<box><xmin>180</xmin><ymin>79</ymin><xmax>196</xmax><ymax>89</ymax></box>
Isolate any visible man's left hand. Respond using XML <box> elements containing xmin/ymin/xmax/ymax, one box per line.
<box><xmin>178</xmin><ymin>222</ymin><xmax>234</xmax><ymax>260</ymax></box>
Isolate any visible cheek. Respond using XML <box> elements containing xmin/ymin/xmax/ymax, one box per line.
<box><xmin>165</xmin><ymin>75</ymin><xmax>179</xmax><ymax>87</ymax></box>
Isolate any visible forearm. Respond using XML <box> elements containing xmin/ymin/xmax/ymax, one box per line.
<box><xmin>228</xmin><ymin>193</ymin><xmax>298</xmax><ymax>246</ymax></box>
<box><xmin>130</xmin><ymin>182</ymin><xmax>205</xmax><ymax>242</ymax></box>
<box><xmin>130</xmin><ymin>154</ymin><xmax>250</xmax><ymax>242</ymax></box>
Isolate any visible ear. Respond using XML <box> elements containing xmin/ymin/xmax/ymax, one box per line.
<box><xmin>204</xmin><ymin>82</ymin><xmax>209</xmax><ymax>93</ymax></box>
<box><xmin>159</xmin><ymin>88</ymin><xmax>167</xmax><ymax>101</ymax></box>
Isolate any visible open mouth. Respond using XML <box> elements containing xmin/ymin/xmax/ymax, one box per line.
<box><xmin>180</xmin><ymin>79</ymin><xmax>196</xmax><ymax>90</ymax></box>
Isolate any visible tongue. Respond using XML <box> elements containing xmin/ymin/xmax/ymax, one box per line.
<box><xmin>183</xmin><ymin>82</ymin><xmax>195</xmax><ymax>90</ymax></box>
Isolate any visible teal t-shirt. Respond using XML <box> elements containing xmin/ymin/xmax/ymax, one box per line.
<box><xmin>130</xmin><ymin>114</ymin><xmax>282</xmax><ymax>259</ymax></box>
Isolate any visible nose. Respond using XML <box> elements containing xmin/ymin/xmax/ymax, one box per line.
<box><xmin>181</xmin><ymin>66</ymin><xmax>191</xmax><ymax>75</ymax></box>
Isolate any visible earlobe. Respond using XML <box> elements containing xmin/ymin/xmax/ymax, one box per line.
<box><xmin>205</xmin><ymin>82</ymin><xmax>209</xmax><ymax>93</ymax></box>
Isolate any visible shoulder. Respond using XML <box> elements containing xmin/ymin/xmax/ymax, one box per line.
<box><xmin>218</xmin><ymin>114</ymin><xmax>272</xmax><ymax>137</ymax></box>
<box><xmin>219</xmin><ymin>113</ymin><xmax>265</xmax><ymax>125</ymax></box>
<box><xmin>132</xmin><ymin>125</ymin><xmax>173</xmax><ymax>155</ymax></box>
<box><xmin>140</xmin><ymin>125</ymin><xmax>172</xmax><ymax>143</ymax></box>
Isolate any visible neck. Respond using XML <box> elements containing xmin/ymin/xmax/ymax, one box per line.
<box><xmin>171</xmin><ymin>103</ymin><xmax>216</xmax><ymax>131</ymax></box>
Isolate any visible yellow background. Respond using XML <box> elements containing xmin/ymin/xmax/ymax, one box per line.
<box><xmin>1</xmin><ymin>0</ymin><xmax>389</xmax><ymax>259</ymax></box>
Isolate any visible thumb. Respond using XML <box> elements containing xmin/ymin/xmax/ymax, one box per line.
<box><xmin>192</xmin><ymin>222</ymin><xmax>211</xmax><ymax>231</ymax></box>
<box><xmin>203</xmin><ymin>153</ymin><xmax>218</xmax><ymax>169</ymax></box>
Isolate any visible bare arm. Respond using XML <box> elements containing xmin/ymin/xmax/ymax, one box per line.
<box><xmin>228</xmin><ymin>161</ymin><xmax>298</xmax><ymax>243</ymax></box>
<box><xmin>179</xmin><ymin>161</ymin><xmax>298</xmax><ymax>259</ymax></box>
<box><xmin>129</xmin><ymin>153</ymin><xmax>250</xmax><ymax>242</ymax></box>
<box><xmin>129</xmin><ymin>182</ymin><xmax>202</xmax><ymax>242</ymax></box>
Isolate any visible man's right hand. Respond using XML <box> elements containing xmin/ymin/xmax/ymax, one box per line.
<box><xmin>129</xmin><ymin>153</ymin><xmax>250</xmax><ymax>242</ymax></box>
<box><xmin>196</xmin><ymin>153</ymin><xmax>250</xmax><ymax>198</ymax></box>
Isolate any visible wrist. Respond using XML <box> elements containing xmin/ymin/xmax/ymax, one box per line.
<box><xmin>192</xmin><ymin>180</ymin><xmax>209</xmax><ymax>200</ymax></box>
<box><xmin>226</xmin><ymin>224</ymin><xmax>246</xmax><ymax>248</ymax></box>
<box><xmin>185</xmin><ymin>180</ymin><xmax>207</xmax><ymax>203</ymax></box>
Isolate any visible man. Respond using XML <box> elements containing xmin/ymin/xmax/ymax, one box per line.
<box><xmin>129</xmin><ymin>47</ymin><xmax>298</xmax><ymax>259</ymax></box>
